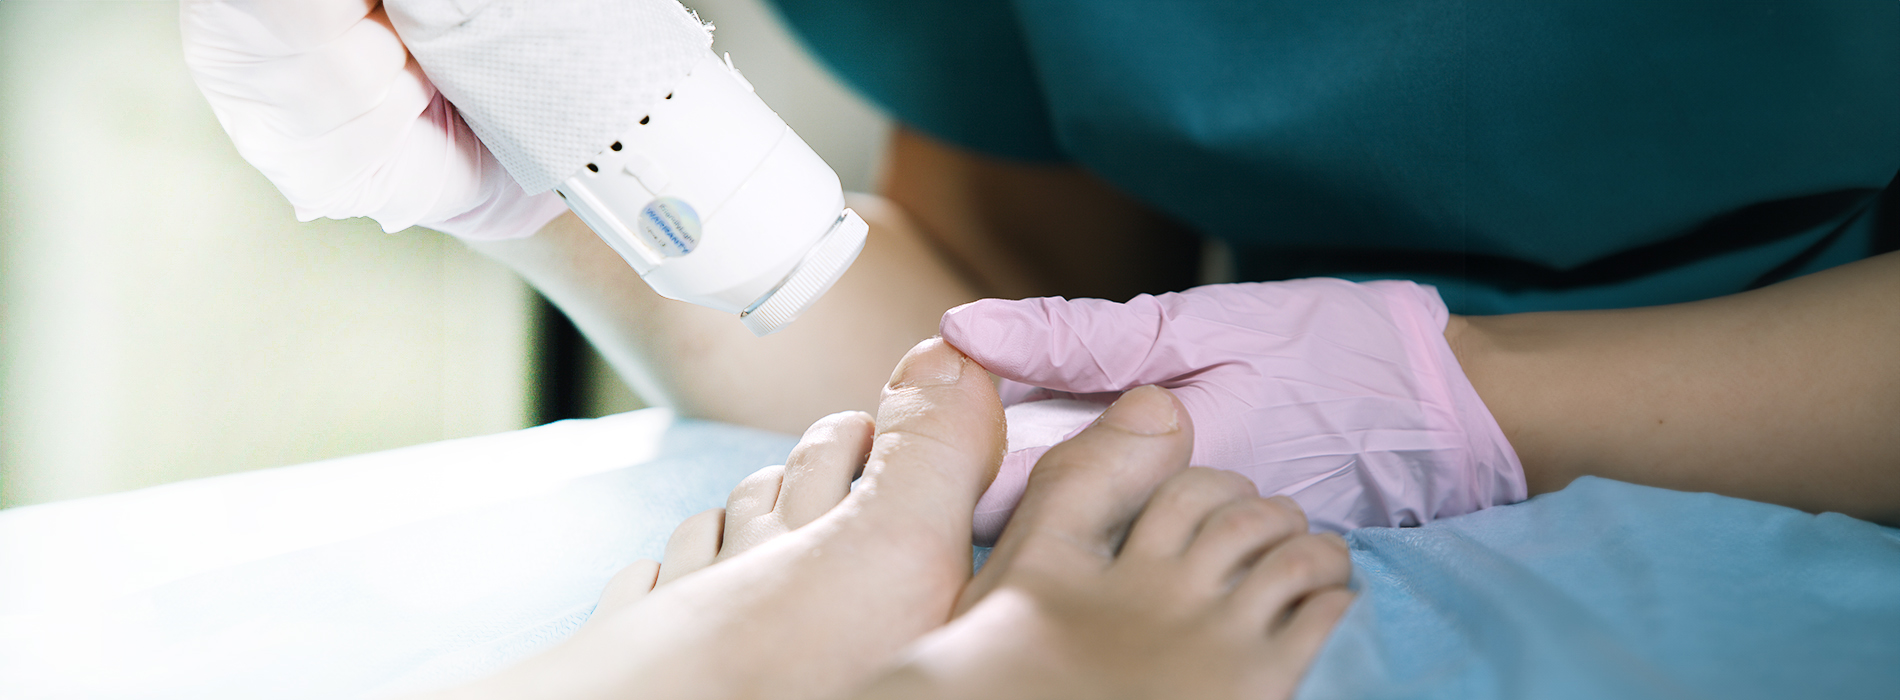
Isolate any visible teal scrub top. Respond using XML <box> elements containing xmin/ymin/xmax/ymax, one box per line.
<box><xmin>769</xmin><ymin>0</ymin><xmax>1900</xmax><ymax>314</ymax></box>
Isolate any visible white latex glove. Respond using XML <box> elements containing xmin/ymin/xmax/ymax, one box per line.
<box><xmin>180</xmin><ymin>0</ymin><xmax>568</xmax><ymax>239</ymax></box>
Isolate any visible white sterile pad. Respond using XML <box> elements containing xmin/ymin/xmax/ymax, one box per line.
<box><xmin>0</xmin><ymin>409</ymin><xmax>798</xmax><ymax>699</ymax></box>
<box><xmin>385</xmin><ymin>0</ymin><xmax>715</xmax><ymax>195</ymax></box>
<box><xmin>1004</xmin><ymin>399</ymin><xmax>1107</xmax><ymax>453</ymax></box>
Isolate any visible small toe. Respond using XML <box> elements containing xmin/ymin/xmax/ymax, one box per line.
<box><xmin>1231</xmin><ymin>533</ymin><xmax>1354</xmax><ymax>630</ymax></box>
<box><xmin>656</xmin><ymin>507</ymin><xmax>725</xmax><ymax>586</ymax></box>
<box><xmin>777</xmin><ymin>411</ymin><xmax>875</xmax><ymax>529</ymax></box>
<box><xmin>1120</xmin><ymin>468</ymin><xmax>1258</xmax><ymax>561</ymax></box>
<box><xmin>724</xmin><ymin>465</ymin><xmax>786</xmax><ymax>532</ymax></box>
<box><xmin>1279</xmin><ymin>586</ymin><xmax>1355</xmax><ymax>643</ymax></box>
<box><xmin>1242</xmin><ymin>585</ymin><xmax>1355</xmax><ymax>700</ymax></box>
<box><xmin>591</xmin><ymin>559</ymin><xmax>661</xmax><ymax>618</ymax></box>
<box><xmin>1181</xmin><ymin>495</ymin><xmax>1306</xmax><ymax>585</ymax></box>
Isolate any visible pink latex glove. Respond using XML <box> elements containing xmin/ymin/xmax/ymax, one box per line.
<box><xmin>180</xmin><ymin>0</ymin><xmax>568</xmax><ymax>240</ymax></box>
<box><xmin>946</xmin><ymin>278</ymin><xmax>1525</xmax><ymax>542</ymax></box>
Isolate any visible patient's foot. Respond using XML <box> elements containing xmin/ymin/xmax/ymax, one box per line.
<box><xmin>586</xmin><ymin>410</ymin><xmax>877</xmax><ymax>617</ymax></box>
<box><xmin>425</xmin><ymin>339</ymin><xmax>1004</xmax><ymax>700</ymax></box>
<box><xmin>859</xmin><ymin>386</ymin><xmax>1356</xmax><ymax>700</ymax></box>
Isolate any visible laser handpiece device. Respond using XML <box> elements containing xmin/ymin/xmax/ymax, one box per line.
<box><xmin>553</xmin><ymin>53</ymin><xmax>867</xmax><ymax>336</ymax></box>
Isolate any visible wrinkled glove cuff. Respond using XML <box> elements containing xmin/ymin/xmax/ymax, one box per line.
<box><xmin>1380</xmin><ymin>281</ymin><xmax>1529</xmax><ymax>515</ymax></box>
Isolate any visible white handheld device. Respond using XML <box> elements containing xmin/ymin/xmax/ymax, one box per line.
<box><xmin>552</xmin><ymin>53</ymin><xmax>867</xmax><ymax>336</ymax></box>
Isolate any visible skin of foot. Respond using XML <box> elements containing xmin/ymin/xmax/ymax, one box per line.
<box><xmin>854</xmin><ymin>385</ymin><xmax>1357</xmax><ymax>700</ymax></box>
<box><xmin>410</xmin><ymin>338</ymin><xmax>1006</xmax><ymax>700</ymax></box>
<box><xmin>583</xmin><ymin>407</ymin><xmax>880</xmax><ymax>622</ymax></box>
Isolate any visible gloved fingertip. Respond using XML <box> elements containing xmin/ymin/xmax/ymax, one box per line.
<box><xmin>939</xmin><ymin>297</ymin><xmax>1054</xmax><ymax>376</ymax></box>
<box><xmin>938</xmin><ymin>298</ymin><xmax>1008</xmax><ymax>346</ymax></box>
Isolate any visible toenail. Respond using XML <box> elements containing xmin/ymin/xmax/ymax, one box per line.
<box><xmin>1266</xmin><ymin>495</ymin><xmax>1303</xmax><ymax>513</ymax></box>
<box><xmin>1099</xmin><ymin>385</ymin><xmax>1178</xmax><ymax>435</ymax></box>
<box><xmin>1319</xmin><ymin>532</ymin><xmax>1350</xmax><ymax>552</ymax></box>
<box><xmin>889</xmin><ymin>341</ymin><xmax>967</xmax><ymax>387</ymax></box>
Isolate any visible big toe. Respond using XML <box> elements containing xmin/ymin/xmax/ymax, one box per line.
<box><xmin>854</xmin><ymin>338</ymin><xmax>1007</xmax><ymax>532</ymax></box>
<box><xmin>775</xmin><ymin>411</ymin><xmax>875</xmax><ymax>529</ymax></box>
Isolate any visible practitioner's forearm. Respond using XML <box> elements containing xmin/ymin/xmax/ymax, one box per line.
<box><xmin>1451</xmin><ymin>251</ymin><xmax>1900</xmax><ymax>523</ymax></box>
<box><xmin>466</xmin><ymin>127</ymin><xmax>1196</xmax><ymax>436</ymax></box>
<box><xmin>466</xmin><ymin>194</ymin><xmax>976</xmax><ymax>435</ymax></box>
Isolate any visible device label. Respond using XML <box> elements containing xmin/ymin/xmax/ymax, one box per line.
<box><xmin>637</xmin><ymin>196</ymin><xmax>702</xmax><ymax>257</ymax></box>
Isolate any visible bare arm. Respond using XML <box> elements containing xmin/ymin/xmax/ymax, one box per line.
<box><xmin>470</xmin><ymin>125</ymin><xmax>1900</xmax><ymax>523</ymax></box>
<box><xmin>1451</xmin><ymin>250</ymin><xmax>1900</xmax><ymax>524</ymax></box>
<box><xmin>878</xmin><ymin>128</ymin><xmax>1201</xmax><ymax>302</ymax></box>
<box><xmin>894</xmin><ymin>121</ymin><xmax>1900</xmax><ymax>522</ymax></box>
<box><xmin>460</xmin><ymin>127</ymin><xmax>1194</xmax><ymax>434</ymax></box>
<box><xmin>465</xmin><ymin>193</ymin><xmax>975</xmax><ymax>435</ymax></box>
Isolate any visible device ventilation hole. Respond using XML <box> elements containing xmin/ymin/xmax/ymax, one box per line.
<box><xmin>586</xmin><ymin>163</ymin><xmax>599</xmax><ymax>173</ymax></box>
<box><xmin>610</xmin><ymin>142</ymin><xmax>622</xmax><ymax>151</ymax></box>
<box><xmin>639</xmin><ymin>115</ymin><xmax>651</xmax><ymax>125</ymax></box>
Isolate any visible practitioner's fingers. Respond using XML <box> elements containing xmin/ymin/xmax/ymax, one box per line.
<box><xmin>1232</xmin><ymin>533</ymin><xmax>1354</xmax><ymax>630</ymax></box>
<box><xmin>857</xmin><ymin>338</ymin><xmax>1006</xmax><ymax>522</ymax></box>
<box><xmin>1181</xmin><ymin>495</ymin><xmax>1307</xmax><ymax>586</ymax></box>
<box><xmin>777</xmin><ymin>411</ymin><xmax>875</xmax><ymax>529</ymax></box>
<box><xmin>941</xmin><ymin>296</ymin><xmax>1204</xmax><ymax>393</ymax></box>
<box><xmin>655</xmin><ymin>507</ymin><xmax>724</xmax><ymax>586</ymax></box>
<box><xmin>182</xmin><ymin>0</ymin><xmax>432</xmax><ymax>153</ymax></box>
<box><xmin>960</xmin><ymin>386</ymin><xmax>1194</xmax><ymax>613</ymax></box>
<box><xmin>1118</xmin><ymin>468</ymin><xmax>1259</xmax><ymax>561</ymax></box>
<box><xmin>182</xmin><ymin>0</ymin><xmax>380</xmax><ymax>54</ymax></box>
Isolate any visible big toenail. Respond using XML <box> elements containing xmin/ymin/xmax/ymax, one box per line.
<box><xmin>890</xmin><ymin>342</ymin><xmax>966</xmax><ymax>388</ymax></box>
<box><xmin>1100</xmin><ymin>385</ymin><xmax>1178</xmax><ymax>435</ymax></box>
<box><xmin>1266</xmin><ymin>495</ymin><xmax>1303</xmax><ymax>513</ymax></box>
